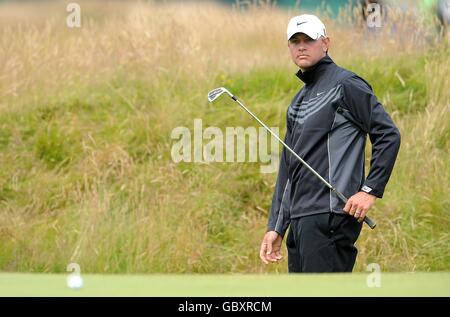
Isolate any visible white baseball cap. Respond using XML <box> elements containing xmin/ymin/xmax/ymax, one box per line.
<box><xmin>287</xmin><ymin>14</ymin><xmax>327</xmax><ymax>41</ymax></box>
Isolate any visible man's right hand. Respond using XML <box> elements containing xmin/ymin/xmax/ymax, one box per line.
<box><xmin>259</xmin><ymin>231</ymin><xmax>283</xmax><ymax>264</ymax></box>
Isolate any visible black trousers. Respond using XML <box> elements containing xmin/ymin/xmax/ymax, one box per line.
<box><xmin>286</xmin><ymin>212</ymin><xmax>363</xmax><ymax>273</ymax></box>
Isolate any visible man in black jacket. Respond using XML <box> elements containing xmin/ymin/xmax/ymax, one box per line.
<box><xmin>259</xmin><ymin>14</ymin><xmax>401</xmax><ymax>272</ymax></box>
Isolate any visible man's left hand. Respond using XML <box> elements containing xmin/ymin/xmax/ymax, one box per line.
<box><xmin>343</xmin><ymin>192</ymin><xmax>377</xmax><ymax>222</ymax></box>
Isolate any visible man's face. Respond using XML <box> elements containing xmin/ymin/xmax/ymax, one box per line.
<box><xmin>288</xmin><ymin>33</ymin><xmax>330</xmax><ymax>71</ymax></box>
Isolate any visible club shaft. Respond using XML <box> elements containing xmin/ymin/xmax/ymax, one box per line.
<box><xmin>234</xmin><ymin>98</ymin><xmax>331</xmax><ymax>187</ymax></box>
<box><xmin>232</xmin><ymin>96</ymin><xmax>376</xmax><ymax>229</ymax></box>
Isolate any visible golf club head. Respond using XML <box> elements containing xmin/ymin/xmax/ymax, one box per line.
<box><xmin>207</xmin><ymin>87</ymin><xmax>233</xmax><ymax>103</ymax></box>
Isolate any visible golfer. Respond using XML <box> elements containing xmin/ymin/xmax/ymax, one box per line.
<box><xmin>259</xmin><ymin>14</ymin><xmax>401</xmax><ymax>272</ymax></box>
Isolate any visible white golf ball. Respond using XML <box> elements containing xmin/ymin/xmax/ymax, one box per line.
<box><xmin>67</xmin><ymin>275</ymin><xmax>83</xmax><ymax>290</ymax></box>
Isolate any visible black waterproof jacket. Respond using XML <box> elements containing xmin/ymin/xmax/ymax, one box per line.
<box><xmin>268</xmin><ymin>55</ymin><xmax>401</xmax><ymax>236</ymax></box>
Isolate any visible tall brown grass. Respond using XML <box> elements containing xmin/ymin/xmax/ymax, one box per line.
<box><xmin>0</xmin><ymin>1</ymin><xmax>448</xmax><ymax>273</ymax></box>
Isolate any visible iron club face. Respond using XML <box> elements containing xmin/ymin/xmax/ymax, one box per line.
<box><xmin>207</xmin><ymin>87</ymin><xmax>234</xmax><ymax>103</ymax></box>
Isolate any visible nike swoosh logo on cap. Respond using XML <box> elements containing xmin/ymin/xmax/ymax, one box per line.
<box><xmin>297</xmin><ymin>21</ymin><xmax>307</xmax><ymax>26</ymax></box>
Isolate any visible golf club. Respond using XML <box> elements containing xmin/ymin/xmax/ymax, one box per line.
<box><xmin>207</xmin><ymin>87</ymin><xmax>377</xmax><ymax>229</ymax></box>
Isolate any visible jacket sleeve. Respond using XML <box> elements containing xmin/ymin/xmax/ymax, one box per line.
<box><xmin>341</xmin><ymin>75</ymin><xmax>401</xmax><ymax>198</ymax></box>
<box><xmin>267</xmin><ymin>110</ymin><xmax>292</xmax><ymax>237</ymax></box>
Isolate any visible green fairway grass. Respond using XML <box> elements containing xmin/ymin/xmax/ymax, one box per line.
<box><xmin>1</xmin><ymin>273</ymin><xmax>449</xmax><ymax>297</ymax></box>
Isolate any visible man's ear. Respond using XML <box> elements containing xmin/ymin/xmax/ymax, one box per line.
<box><xmin>322</xmin><ymin>37</ymin><xmax>330</xmax><ymax>53</ymax></box>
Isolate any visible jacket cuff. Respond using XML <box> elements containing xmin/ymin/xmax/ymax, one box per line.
<box><xmin>361</xmin><ymin>183</ymin><xmax>383</xmax><ymax>198</ymax></box>
<box><xmin>267</xmin><ymin>221</ymin><xmax>290</xmax><ymax>237</ymax></box>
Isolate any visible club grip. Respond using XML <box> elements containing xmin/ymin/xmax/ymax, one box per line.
<box><xmin>363</xmin><ymin>216</ymin><xmax>377</xmax><ymax>229</ymax></box>
<box><xmin>334</xmin><ymin>189</ymin><xmax>377</xmax><ymax>230</ymax></box>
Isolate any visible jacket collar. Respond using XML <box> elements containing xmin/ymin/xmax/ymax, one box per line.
<box><xmin>296</xmin><ymin>55</ymin><xmax>334</xmax><ymax>84</ymax></box>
